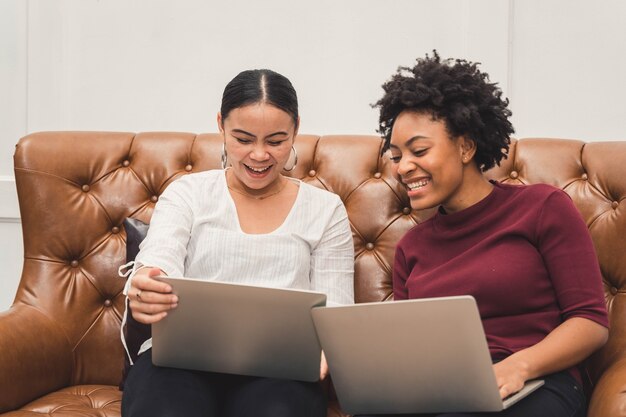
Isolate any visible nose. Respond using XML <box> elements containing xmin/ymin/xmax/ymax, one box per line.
<box><xmin>250</xmin><ymin>143</ymin><xmax>270</xmax><ymax>161</ymax></box>
<box><xmin>396</xmin><ymin>156</ymin><xmax>414</xmax><ymax>178</ymax></box>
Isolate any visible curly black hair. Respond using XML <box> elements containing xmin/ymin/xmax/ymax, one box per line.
<box><xmin>374</xmin><ymin>51</ymin><xmax>514</xmax><ymax>171</ymax></box>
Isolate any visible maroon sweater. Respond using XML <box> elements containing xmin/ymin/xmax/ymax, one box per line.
<box><xmin>394</xmin><ymin>182</ymin><xmax>608</xmax><ymax>379</ymax></box>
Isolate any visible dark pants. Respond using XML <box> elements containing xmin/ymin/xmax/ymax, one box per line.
<box><xmin>122</xmin><ymin>349</ymin><xmax>327</xmax><ymax>417</ymax></box>
<box><xmin>357</xmin><ymin>370</ymin><xmax>585</xmax><ymax>417</ymax></box>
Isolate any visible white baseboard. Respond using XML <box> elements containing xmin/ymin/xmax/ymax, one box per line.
<box><xmin>0</xmin><ymin>221</ymin><xmax>23</xmax><ymax>311</ymax></box>
<box><xmin>0</xmin><ymin>176</ymin><xmax>20</xmax><ymax>221</ymax></box>
<box><xmin>0</xmin><ymin>177</ymin><xmax>22</xmax><ymax>311</ymax></box>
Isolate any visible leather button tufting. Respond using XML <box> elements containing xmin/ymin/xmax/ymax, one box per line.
<box><xmin>70</xmin><ymin>260</ymin><xmax>79</xmax><ymax>268</ymax></box>
<box><xmin>374</xmin><ymin>172</ymin><xmax>382</xmax><ymax>179</ymax></box>
<box><xmin>104</xmin><ymin>300</ymin><xmax>112</xmax><ymax>307</ymax></box>
<box><xmin>403</xmin><ymin>207</ymin><xmax>412</xmax><ymax>215</ymax></box>
<box><xmin>151</xmin><ymin>195</ymin><xmax>158</xmax><ymax>203</ymax></box>
<box><xmin>581</xmin><ymin>173</ymin><xmax>588</xmax><ymax>180</ymax></box>
<box><xmin>308</xmin><ymin>170</ymin><xmax>316</xmax><ymax>177</ymax></box>
<box><xmin>185</xmin><ymin>165</ymin><xmax>193</xmax><ymax>172</ymax></box>
<box><xmin>610</xmin><ymin>287</ymin><xmax>618</xmax><ymax>295</ymax></box>
<box><xmin>81</xmin><ymin>184</ymin><xmax>90</xmax><ymax>192</ymax></box>
<box><xmin>365</xmin><ymin>242</ymin><xmax>375</xmax><ymax>250</ymax></box>
<box><xmin>122</xmin><ymin>160</ymin><xmax>130</xmax><ymax>167</ymax></box>
<box><xmin>612</xmin><ymin>201</ymin><xmax>619</xmax><ymax>209</ymax></box>
<box><xmin>111</xmin><ymin>226</ymin><xmax>120</xmax><ymax>234</ymax></box>
<box><xmin>509</xmin><ymin>171</ymin><xmax>519</xmax><ymax>179</ymax></box>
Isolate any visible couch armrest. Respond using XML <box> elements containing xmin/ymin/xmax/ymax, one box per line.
<box><xmin>0</xmin><ymin>304</ymin><xmax>73</xmax><ymax>412</ymax></box>
<box><xmin>587</xmin><ymin>358</ymin><xmax>626</xmax><ymax>417</ymax></box>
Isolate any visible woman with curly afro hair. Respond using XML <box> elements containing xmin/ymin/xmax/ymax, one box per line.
<box><xmin>363</xmin><ymin>52</ymin><xmax>608</xmax><ymax>417</ymax></box>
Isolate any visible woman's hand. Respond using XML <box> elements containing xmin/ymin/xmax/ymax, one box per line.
<box><xmin>320</xmin><ymin>350</ymin><xmax>329</xmax><ymax>380</ymax></box>
<box><xmin>128</xmin><ymin>267</ymin><xmax>178</xmax><ymax>324</ymax></box>
<box><xmin>493</xmin><ymin>356</ymin><xmax>530</xmax><ymax>399</ymax></box>
<box><xmin>492</xmin><ymin>317</ymin><xmax>608</xmax><ymax>399</ymax></box>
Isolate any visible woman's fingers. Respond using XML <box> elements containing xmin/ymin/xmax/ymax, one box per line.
<box><xmin>129</xmin><ymin>267</ymin><xmax>178</xmax><ymax>324</ymax></box>
<box><xmin>130</xmin><ymin>287</ymin><xmax>178</xmax><ymax>305</ymax></box>
<box><xmin>131</xmin><ymin>269</ymin><xmax>177</xmax><ymax>304</ymax></box>
<box><xmin>320</xmin><ymin>350</ymin><xmax>329</xmax><ymax>380</ymax></box>
<box><xmin>493</xmin><ymin>359</ymin><xmax>527</xmax><ymax>399</ymax></box>
<box><xmin>129</xmin><ymin>296</ymin><xmax>177</xmax><ymax>324</ymax></box>
<box><xmin>129</xmin><ymin>297</ymin><xmax>176</xmax><ymax>313</ymax></box>
<box><xmin>134</xmin><ymin>268</ymin><xmax>173</xmax><ymax>293</ymax></box>
<box><xmin>498</xmin><ymin>383</ymin><xmax>513</xmax><ymax>400</ymax></box>
<box><xmin>130</xmin><ymin>308</ymin><xmax>169</xmax><ymax>324</ymax></box>
<box><xmin>497</xmin><ymin>379</ymin><xmax>525</xmax><ymax>399</ymax></box>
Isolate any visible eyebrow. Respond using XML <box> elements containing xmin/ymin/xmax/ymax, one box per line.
<box><xmin>389</xmin><ymin>135</ymin><xmax>428</xmax><ymax>149</ymax></box>
<box><xmin>231</xmin><ymin>129</ymin><xmax>290</xmax><ymax>139</ymax></box>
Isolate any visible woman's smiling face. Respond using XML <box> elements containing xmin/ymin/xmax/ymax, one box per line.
<box><xmin>388</xmin><ymin>111</ymin><xmax>476</xmax><ymax>213</ymax></box>
<box><xmin>219</xmin><ymin>102</ymin><xmax>297</xmax><ymax>193</ymax></box>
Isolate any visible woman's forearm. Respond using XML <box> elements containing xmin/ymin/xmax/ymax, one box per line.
<box><xmin>507</xmin><ymin>317</ymin><xmax>607</xmax><ymax>380</ymax></box>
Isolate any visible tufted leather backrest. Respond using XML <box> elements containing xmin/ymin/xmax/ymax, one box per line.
<box><xmin>13</xmin><ymin>133</ymin><xmax>625</xmax><ymax>388</ymax></box>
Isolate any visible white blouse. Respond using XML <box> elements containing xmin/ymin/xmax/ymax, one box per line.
<box><xmin>121</xmin><ymin>169</ymin><xmax>355</xmax><ymax>359</ymax></box>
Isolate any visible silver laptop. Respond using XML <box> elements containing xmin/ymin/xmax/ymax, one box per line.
<box><xmin>152</xmin><ymin>277</ymin><xmax>326</xmax><ymax>382</ymax></box>
<box><xmin>311</xmin><ymin>295</ymin><xmax>544</xmax><ymax>414</ymax></box>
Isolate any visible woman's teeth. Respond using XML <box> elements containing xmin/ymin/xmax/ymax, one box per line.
<box><xmin>246</xmin><ymin>165</ymin><xmax>270</xmax><ymax>173</ymax></box>
<box><xmin>406</xmin><ymin>179</ymin><xmax>429</xmax><ymax>190</ymax></box>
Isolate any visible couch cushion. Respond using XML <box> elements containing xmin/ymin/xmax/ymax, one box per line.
<box><xmin>124</xmin><ymin>218</ymin><xmax>150</xmax><ymax>263</ymax></box>
<box><xmin>0</xmin><ymin>385</ymin><xmax>121</xmax><ymax>417</ymax></box>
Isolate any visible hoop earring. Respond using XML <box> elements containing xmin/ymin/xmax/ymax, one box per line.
<box><xmin>221</xmin><ymin>143</ymin><xmax>228</xmax><ymax>169</ymax></box>
<box><xmin>283</xmin><ymin>146</ymin><xmax>298</xmax><ymax>172</ymax></box>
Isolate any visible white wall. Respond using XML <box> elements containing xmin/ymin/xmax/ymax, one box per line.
<box><xmin>510</xmin><ymin>0</ymin><xmax>626</xmax><ymax>140</ymax></box>
<box><xmin>23</xmin><ymin>0</ymin><xmax>511</xmax><ymax>134</ymax></box>
<box><xmin>1</xmin><ymin>0</ymin><xmax>27</xmax><ymax>310</ymax></box>
<box><xmin>2</xmin><ymin>0</ymin><xmax>626</xmax><ymax>310</ymax></box>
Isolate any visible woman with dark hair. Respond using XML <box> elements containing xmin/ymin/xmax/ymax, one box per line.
<box><xmin>366</xmin><ymin>52</ymin><xmax>608</xmax><ymax>417</ymax></box>
<box><xmin>120</xmin><ymin>69</ymin><xmax>354</xmax><ymax>417</ymax></box>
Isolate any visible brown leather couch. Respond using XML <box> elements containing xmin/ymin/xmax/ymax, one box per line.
<box><xmin>1</xmin><ymin>132</ymin><xmax>625</xmax><ymax>417</ymax></box>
